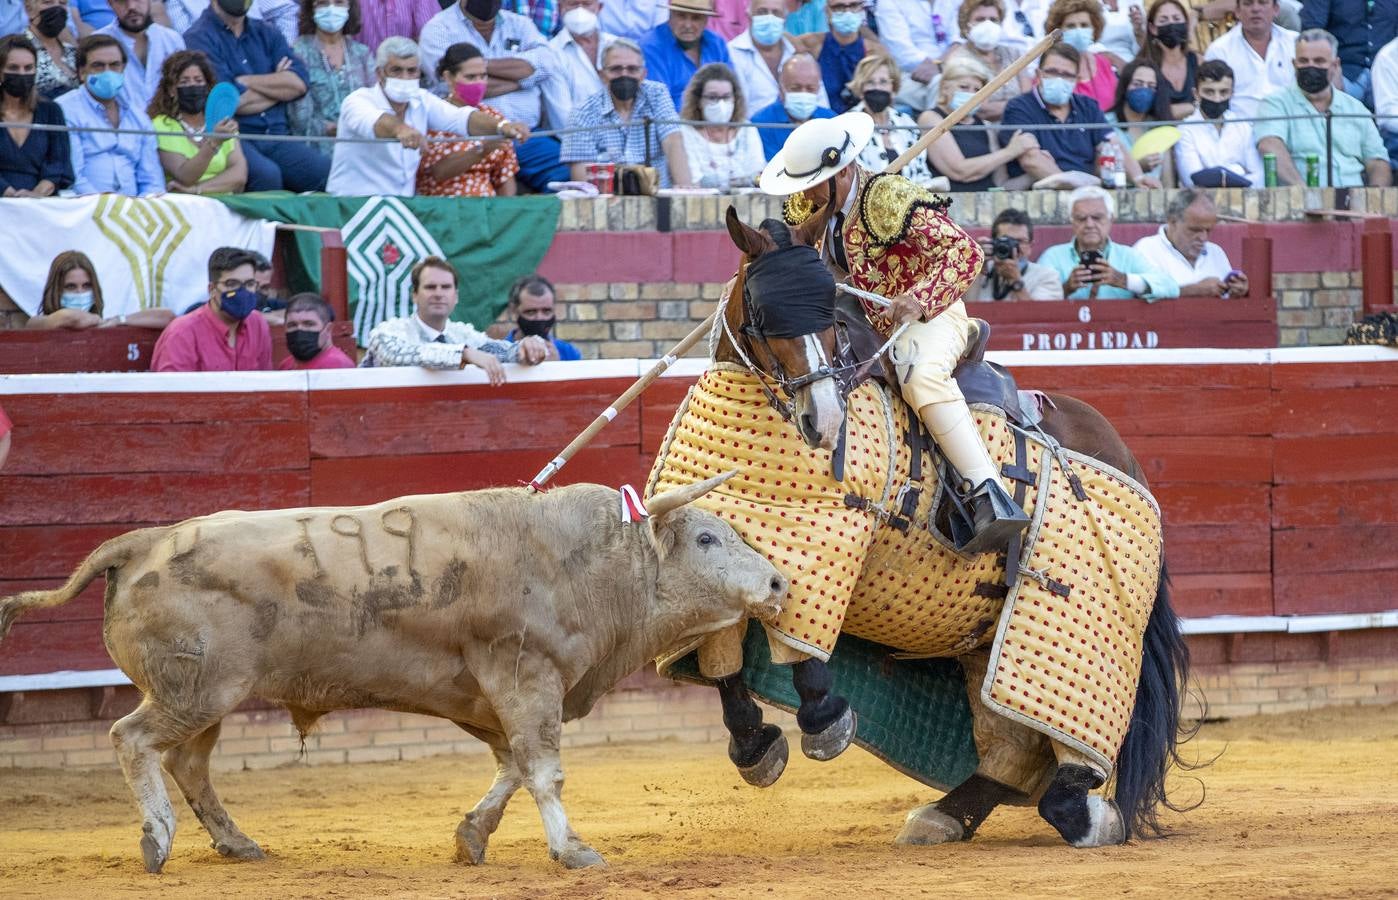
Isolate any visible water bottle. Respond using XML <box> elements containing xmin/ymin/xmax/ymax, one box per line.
<box><xmin>1097</xmin><ymin>141</ymin><xmax>1125</xmax><ymax>188</ymax></box>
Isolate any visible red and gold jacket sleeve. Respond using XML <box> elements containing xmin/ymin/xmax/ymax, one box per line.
<box><xmin>843</xmin><ymin>173</ymin><xmax>984</xmax><ymax>329</ymax></box>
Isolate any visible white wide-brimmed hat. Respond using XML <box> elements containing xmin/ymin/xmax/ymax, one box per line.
<box><xmin>758</xmin><ymin>112</ymin><xmax>875</xmax><ymax>196</ymax></box>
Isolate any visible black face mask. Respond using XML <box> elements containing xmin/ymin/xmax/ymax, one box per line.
<box><xmin>176</xmin><ymin>84</ymin><xmax>209</xmax><ymax>114</ymax></box>
<box><xmin>215</xmin><ymin>0</ymin><xmax>251</xmax><ymax>18</ymax></box>
<box><xmin>35</xmin><ymin>5</ymin><xmax>68</xmax><ymax>38</ymax></box>
<box><xmin>1</xmin><ymin>72</ymin><xmax>35</xmax><ymax>98</ymax></box>
<box><xmin>516</xmin><ymin>316</ymin><xmax>555</xmax><ymax>339</ymax></box>
<box><xmin>862</xmin><ymin>89</ymin><xmax>892</xmax><ymax>113</ymax></box>
<box><xmin>609</xmin><ymin>75</ymin><xmax>639</xmax><ymax>102</ymax></box>
<box><xmin>286</xmin><ymin>329</ymin><xmax>323</xmax><ymax>362</ymax></box>
<box><xmin>464</xmin><ymin>0</ymin><xmax>502</xmax><ymax>20</ymax></box>
<box><xmin>1154</xmin><ymin>22</ymin><xmax>1188</xmax><ymax>49</ymax></box>
<box><xmin>1199</xmin><ymin>96</ymin><xmax>1229</xmax><ymax>119</ymax></box>
<box><xmin>1296</xmin><ymin>65</ymin><xmax>1331</xmax><ymax>95</ymax></box>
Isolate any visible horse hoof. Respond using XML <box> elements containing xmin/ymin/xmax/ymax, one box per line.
<box><xmin>801</xmin><ymin>707</ymin><xmax>855</xmax><ymax>761</ymax></box>
<box><xmin>736</xmin><ymin>730</ymin><xmax>788</xmax><ymax>788</ymax></box>
<box><xmin>1070</xmin><ymin>797</ymin><xmax>1126</xmax><ymax>849</ymax></box>
<box><xmin>894</xmin><ymin>805</ymin><xmax>965</xmax><ymax>846</ymax></box>
<box><xmin>555</xmin><ymin>843</ymin><xmax>606</xmax><ymax>869</ymax></box>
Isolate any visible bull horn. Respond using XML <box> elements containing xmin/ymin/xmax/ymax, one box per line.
<box><xmin>646</xmin><ymin>471</ymin><xmax>738</xmax><ymax>519</ymax></box>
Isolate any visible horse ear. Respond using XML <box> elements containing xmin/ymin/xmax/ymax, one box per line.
<box><xmin>725</xmin><ymin>205</ymin><xmax>768</xmax><ymax>258</ymax></box>
<box><xmin>793</xmin><ymin>179</ymin><xmax>839</xmax><ymax>248</ymax></box>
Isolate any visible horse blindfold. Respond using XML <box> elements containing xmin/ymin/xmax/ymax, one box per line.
<box><xmin>743</xmin><ymin>245</ymin><xmax>837</xmax><ymax>339</ymax></box>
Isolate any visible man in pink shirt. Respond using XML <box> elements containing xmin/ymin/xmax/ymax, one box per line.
<box><xmin>278</xmin><ymin>293</ymin><xmax>356</xmax><ymax>370</ymax></box>
<box><xmin>0</xmin><ymin>403</ymin><xmax>11</xmax><ymax>472</ymax></box>
<box><xmin>151</xmin><ymin>248</ymin><xmax>274</xmax><ymax>373</ymax></box>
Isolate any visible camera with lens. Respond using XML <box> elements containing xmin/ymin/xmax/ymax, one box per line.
<box><xmin>991</xmin><ymin>235</ymin><xmax>1020</xmax><ymax>260</ymax></box>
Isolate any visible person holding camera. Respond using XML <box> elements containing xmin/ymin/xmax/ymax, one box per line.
<box><xmin>1038</xmin><ymin>185</ymin><xmax>1178</xmax><ymax>301</ymax></box>
<box><xmin>969</xmin><ymin>208</ymin><xmax>1065</xmax><ymax>301</ymax></box>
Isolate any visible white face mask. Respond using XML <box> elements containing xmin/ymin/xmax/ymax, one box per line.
<box><xmin>383</xmin><ymin>77</ymin><xmax>420</xmax><ymax>103</ymax></box>
<box><xmin>968</xmin><ymin>19</ymin><xmax>1003</xmax><ymax>51</ymax></box>
<box><xmin>702</xmin><ymin>98</ymin><xmax>735</xmax><ymax>123</ymax></box>
<box><xmin>562</xmin><ymin>6</ymin><xmax>598</xmax><ymax>35</ymax></box>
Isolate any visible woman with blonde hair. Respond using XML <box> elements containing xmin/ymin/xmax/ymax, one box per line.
<box><xmin>941</xmin><ymin>0</ymin><xmax>1031</xmax><ymax>122</ymax></box>
<box><xmin>27</xmin><ymin>251</ymin><xmax>173</xmax><ymax>330</ymax></box>
<box><xmin>846</xmin><ymin>53</ymin><xmax>935</xmax><ymax>187</ymax></box>
<box><xmin>917</xmin><ymin>53</ymin><xmax>1045</xmax><ymax>191</ymax></box>
<box><xmin>678</xmin><ymin>62</ymin><xmax>764</xmax><ymax>190</ymax></box>
<box><xmin>1044</xmin><ymin>0</ymin><xmax>1118</xmax><ymax>112</ymax></box>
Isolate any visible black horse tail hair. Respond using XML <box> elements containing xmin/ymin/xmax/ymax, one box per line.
<box><xmin>1113</xmin><ymin>558</ymin><xmax>1205</xmax><ymax>839</ymax></box>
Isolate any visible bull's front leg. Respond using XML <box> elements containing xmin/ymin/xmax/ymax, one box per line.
<box><xmin>455</xmin><ymin>746</ymin><xmax>522</xmax><ymax>865</ymax></box>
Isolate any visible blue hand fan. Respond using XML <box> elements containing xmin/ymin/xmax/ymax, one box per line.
<box><xmin>204</xmin><ymin>83</ymin><xmax>241</xmax><ymax>132</ymax></box>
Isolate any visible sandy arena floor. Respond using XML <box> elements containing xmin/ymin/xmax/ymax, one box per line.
<box><xmin>3</xmin><ymin>704</ymin><xmax>1397</xmax><ymax>899</ymax></box>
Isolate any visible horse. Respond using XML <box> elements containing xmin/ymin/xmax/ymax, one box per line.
<box><xmin>645</xmin><ymin>197</ymin><xmax>1193</xmax><ymax>849</ymax></box>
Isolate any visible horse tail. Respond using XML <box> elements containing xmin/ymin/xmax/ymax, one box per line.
<box><xmin>1113</xmin><ymin>557</ymin><xmax>1201</xmax><ymax>838</ymax></box>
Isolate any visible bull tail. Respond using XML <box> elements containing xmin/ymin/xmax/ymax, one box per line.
<box><xmin>1113</xmin><ymin>558</ymin><xmax>1204</xmax><ymax>838</ymax></box>
<box><xmin>0</xmin><ymin>532</ymin><xmax>139</xmax><ymax>642</ymax></box>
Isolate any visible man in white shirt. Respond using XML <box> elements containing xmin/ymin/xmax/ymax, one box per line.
<box><xmin>727</xmin><ymin>0</ymin><xmax>827</xmax><ymax>113</ymax></box>
<box><xmin>1174</xmin><ymin>59</ymin><xmax>1266</xmax><ymax>187</ymax></box>
<box><xmin>96</xmin><ymin>0</ymin><xmax>185</xmax><ymax>110</ymax></box>
<box><xmin>543</xmin><ymin>0</ymin><xmax>617</xmax><ymax>130</ymax></box>
<box><xmin>1133</xmin><ymin>191</ymin><xmax>1249</xmax><ymax>298</ymax></box>
<box><xmin>1373</xmin><ymin>36</ymin><xmax>1398</xmax><ymax>166</ymax></box>
<box><xmin>327</xmin><ymin>36</ymin><xmax>529</xmax><ymax>196</ymax></box>
<box><xmin>1201</xmin><ymin>0</ymin><xmax>1297</xmax><ymax>118</ymax></box>
<box><xmin>599</xmin><ymin>0</ymin><xmax>665</xmax><ymax>41</ymax></box>
<box><xmin>363</xmin><ymin>256</ymin><xmax>551</xmax><ymax>375</ymax></box>
<box><xmin>875</xmin><ymin>0</ymin><xmax>962</xmax><ymax>111</ymax></box>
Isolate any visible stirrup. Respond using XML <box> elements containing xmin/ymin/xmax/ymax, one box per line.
<box><xmin>947</xmin><ymin>478</ymin><xmax>1029</xmax><ymax>556</ymax></box>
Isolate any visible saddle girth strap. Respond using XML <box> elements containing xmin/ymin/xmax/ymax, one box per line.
<box><xmin>1001</xmin><ymin>427</ymin><xmax>1031</xmax><ymax>590</ymax></box>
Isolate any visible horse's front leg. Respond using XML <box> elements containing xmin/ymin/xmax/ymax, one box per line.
<box><xmin>791</xmin><ymin>657</ymin><xmax>856</xmax><ymax>761</ymax></box>
<box><xmin>701</xmin><ymin>623</ymin><xmax>788</xmax><ymax>787</ymax></box>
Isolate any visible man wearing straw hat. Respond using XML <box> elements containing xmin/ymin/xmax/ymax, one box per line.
<box><xmin>762</xmin><ymin>111</ymin><xmax>1029</xmax><ymax>552</ymax></box>
<box><xmin>641</xmin><ymin>0</ymin><xmax>734</xmax><ymax>108</ymax></box>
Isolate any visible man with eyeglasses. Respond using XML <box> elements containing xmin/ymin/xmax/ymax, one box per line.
<box><xmin>792</xmin><ymin>0</ymin><xmax>879</xmax><ymax>113</ymax></box>
<box><xmin>151</xmin><ymin>247</ymin><xmax>274</xmax><ymax>372</ymax></box>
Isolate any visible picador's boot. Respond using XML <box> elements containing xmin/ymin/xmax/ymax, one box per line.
<box><xmin>922</xmin><ymin>399</ymin><xmax>1029</xmax><ymax>556</ymax></box>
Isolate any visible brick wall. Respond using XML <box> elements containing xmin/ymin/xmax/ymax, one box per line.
<box><xmin>3</xmin><ymin>661</ymin><xmax>1393</xmax><ymax>770</ymax></box>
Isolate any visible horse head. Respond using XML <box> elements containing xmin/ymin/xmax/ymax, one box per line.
<box><xmin>719</xmin><ymin>190</ymin><xmax>848</xmax><ymax>451</ymax></box>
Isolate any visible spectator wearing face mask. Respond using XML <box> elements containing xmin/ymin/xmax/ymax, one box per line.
<box><xmin>279</xmin><ymin>292</ymin><xmax>355</xmax><ymax>369</ymax></box>
<box><xmin>941</xmin><ymin>0</ymin><xmax>1033</xmax><ymax>123</ymax></box>
<box><xmin>1173</xmin><ymin>59</ymin><xmax>1265</xmax><ymax>187</ymax></box>
<box><xmin>848</xmin><ymin>53</ymin><xmax>936</xmax><ymax>186</ymax></box>
<box><xmin>286</xmin><ymin>0</ymin><xmax>376</xmax><ymax>154</ymax></box>
<box><xmin>751</xmin><ymin>51</ymin><xmax>834</xmax><ymax>160</ymax></box>
<box><xmin>1044</xmin><ymin>0</ymin><xmax>1118</xmax><ymax>113</ymax></box>
<box><xmin>1254</xmin><ymin>28</ymin><xmax>1392</xmax><ymax>186</ymax></box>
<box><xmin>1299</xmin><ymin>0</ymin><xmax>1398</xmax><ymax>107</ymax></box>
<box><xmin>22</xmin><ymin>0</ymin><xmax>80</xmax><ymax>101</ymax></box>
<box><xmin>791</xmin><ymin>0</ymin><xmax>880</xmax><ymax>114</ymax></box>
<box><xmin>504</xmin><ymin>274</ymin><xmax>579</xmax><ymax>360</ymax></box>
<box><xmin>727</xmin><ymin>0</ymin><xmax>827</xmax><ymax>114</ymax></box>
<box><xmin>678</xmin><ymin>62</ymin><xmax>764</xmax><ymax>189</ymax></box>
<box><xmin>561</xmin><ymin>38</ymin><xmax>693</xmax><ymax>186</ymax></box>
<box><xmin>1106</xmin><ymin>58</ymin><xmax>1171</xmax><ymax>183</ymax></box>
<box><xmin>543</xmin><ymin>0</ymin><xmax>618</xmax><ymax>132</ymax></box>
<box><xmin>1140</xmin><ymin>0</ymin><xmax>1199</xmax><ymax>119</ymax></box>
<box><xmin>640</xmin><ymin>0</ymin><xmax>732</xmax><ymax>110</ymax></box>
<box><xmin>0</xmin><ymin>34</ymin><xmax>74</xmax><ymax>198</ymax></box>
<box><xmin>56</xmin><ymin>34</ymin><xmax>164</xmax><ymax>196</ymax></box>
<box><xmin>26</xmin><ymin>249</ymin><xmax>173</xmax><ymax>329</ymax></box>
<box><xmin>151</xmin><ymin>247</ymin><xmax>273</xmax><ymax>372</ymax></box>
<box><xmin>147</xmin><ymin>50</ymin><xmax>248</xmax><ymax>195</ymax></box>
<box><xmin>417</xmin><ymin>42</ymin><xmax>520</xmax><ymax>196</ymax></box>
<box><xmin>922</xmin><ymin>52</ymin><xmax>1044</xmax><ymax>189</ymax></box>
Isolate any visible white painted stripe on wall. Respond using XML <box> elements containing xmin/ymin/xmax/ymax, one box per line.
<box><xmin>4</xmin><ymin>610</ymin><xmax>1395</xmax><ymax>692</ymax></box>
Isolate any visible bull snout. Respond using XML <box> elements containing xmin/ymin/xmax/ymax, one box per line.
<box><xmin>747</xmin><ymin>572</ymin><xmax>788</xmax><ymax>622</ymax></box>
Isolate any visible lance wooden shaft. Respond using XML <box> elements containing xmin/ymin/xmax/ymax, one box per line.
<box><xmin>885</xmin><ymin>29</ymin><xmax>1062</xmax><ymax>175</ymax></box>
<box><xmin>527</xmin><ymin>311</ymin><xmax>718</xmax><ymax>492</ymax></box>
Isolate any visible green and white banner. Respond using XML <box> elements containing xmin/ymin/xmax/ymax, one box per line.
<box><xmin>217</xmin><ymin>193</ymin><xmax>561</xmax><ymax>345</ymax></box>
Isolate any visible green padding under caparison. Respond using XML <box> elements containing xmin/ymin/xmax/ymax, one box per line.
<box><xmin>667</xmin><ymin>621</ymin><xmax>981</xmax><ymax>792</ymax></box>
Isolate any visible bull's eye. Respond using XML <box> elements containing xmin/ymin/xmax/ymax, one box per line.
<box><xmin>697</xmin><ymin>531</ymin><xmax>717</xmax><ymax>547</ymax></box>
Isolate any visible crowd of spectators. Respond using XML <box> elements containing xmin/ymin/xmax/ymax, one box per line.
<box><xmin>2</xmin><ymin>0</ymin><xmax>1395</xmax><ymax>200</ymax></box>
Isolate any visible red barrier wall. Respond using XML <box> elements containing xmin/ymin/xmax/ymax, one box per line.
<box><xmin>1</xmin><ymin>348</ymin><xmax>1395</xmax><ymax>678</ymax></box>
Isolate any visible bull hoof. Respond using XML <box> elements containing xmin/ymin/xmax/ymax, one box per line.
<box><xmin>554</xmin><ymin>843</ymin><xmax>606</xmax><ymax>869</ymax></box>
<box><xmin>735</xmin><ymin>729</ymin><xmax>788</xmax><ymax>788</ymax></box>
<box><xmin>139</xmin><ymin>820</ymin><xmax>171</xmax><ymax>874</ymax></box>
<box><xmin>454</xmin><ymin>817</ymin><xmax>488</xmax><ymax>866</ymax></box>
<box><xmin>800</xmin><ymin>707</ymin><xmax>855</xmax><ymax>762</ymax></box>
<box><xmin>212</xmin><ymin>837</ymin><xmax>265</xmax><ymax>861</ymax></box>
<box><xmin>894</xmin><ymin>805</ymin><xmax>965</xmax><ymax>846</ymax></box>
<box><xmin>1070</xmin><ymin>797</ymin><xmax>1126</xmax><ymax>849</ymax></box>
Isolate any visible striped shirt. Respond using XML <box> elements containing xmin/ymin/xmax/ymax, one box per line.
<box><xmin>502</xmin><ymin>0</ymin><xmax>559</xmax><ymax>38</ymax></box>
<box><xmin>418</xmin><ymin>8</ymin><xmax>554</xmax><ymax>128</ymax></box>
<box><xmin>559</xmin><ymin>79</ymin><xmax>679</xmax><ymax>187</ymax></box>
<box><xmin>355</xmin><ymin>0</ymin><xmax>443</xmax><ymax>54</ymax></box>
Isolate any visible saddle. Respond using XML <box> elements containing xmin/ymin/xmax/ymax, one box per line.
<box><xmin>833</xmin><ymin>299</ymin><xmax>1038</xmax><ymax>430</ymax></box>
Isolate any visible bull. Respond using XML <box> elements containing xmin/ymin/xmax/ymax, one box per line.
<box><xmin>0</xmin><ymin>473</ymin><xmax>786</xmax><ymax>873</ymax></box>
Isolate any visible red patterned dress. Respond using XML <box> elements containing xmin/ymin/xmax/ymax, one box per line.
<box><xmin>415</xmin><ymin>103</ymin><xmax>520</xmax><ymax>197</ymax></box>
